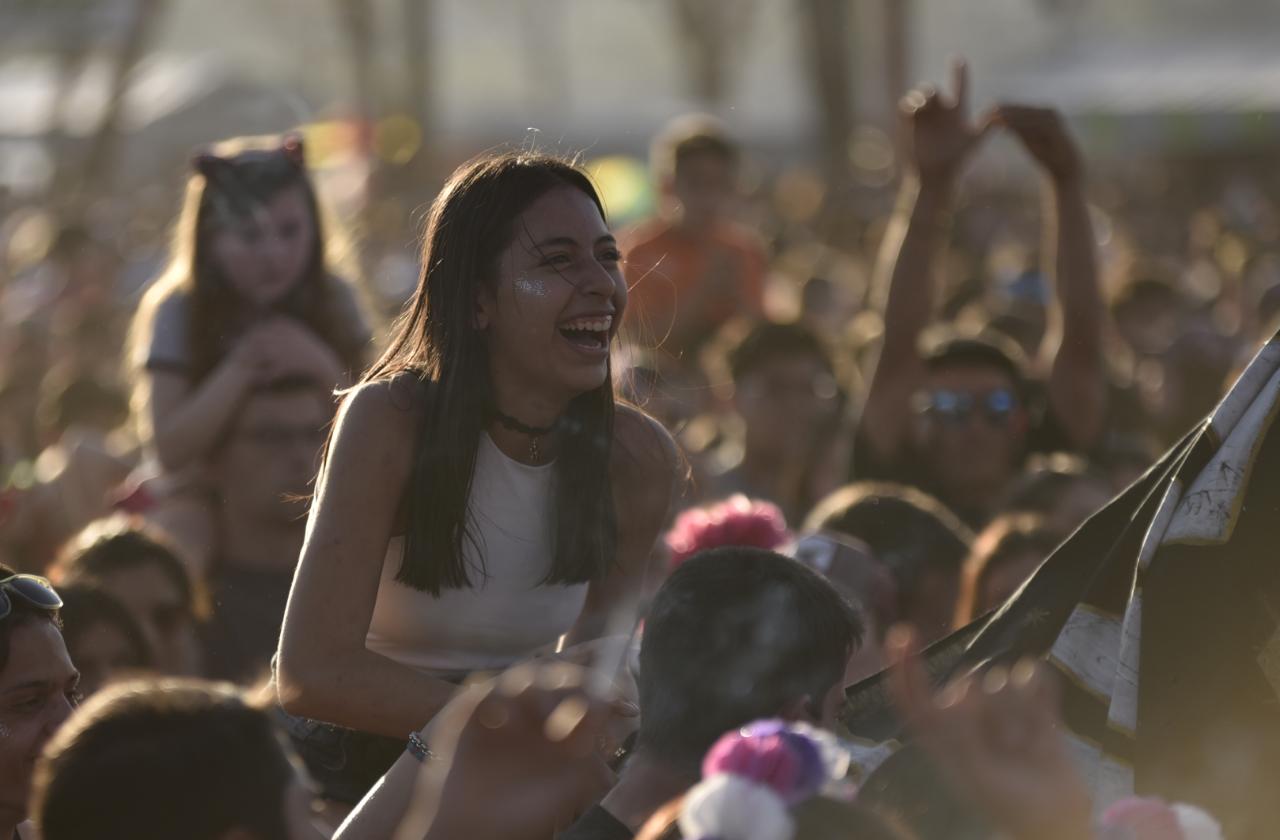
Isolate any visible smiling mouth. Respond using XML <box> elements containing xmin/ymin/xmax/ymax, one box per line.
<box><xmin>558</xmin><ymin>315</ymin><xmax>613</xmax><ymax>351</ymax></box>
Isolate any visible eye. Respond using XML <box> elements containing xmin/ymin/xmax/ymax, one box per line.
<box><xmin>279</xmin><ymin>222</ymin><xmax>301</xmax><ymax>239</ymax></box>
<box><xmin>598</xmin><ymin>248</ymin><xmax>622</xmax><ymax>264</ymax></box>
<box><xmin>14</xmin><ymin>697</ymin><xmax>42</xmax><ymax>713</ymax></box>
<box><xmin>541</xmin><ymin>253</ymin><xmax>572</xmax><ymax>268</ymax></box>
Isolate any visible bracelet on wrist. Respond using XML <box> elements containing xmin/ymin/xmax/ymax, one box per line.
<box><xmin>406</xmin><ymin>731</ymin><xmax>434</xmax><ymax>763</ymax></box>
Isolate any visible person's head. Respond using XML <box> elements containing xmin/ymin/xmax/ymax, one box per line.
<box><xmin>131</xmin><ymin>133</ymin><xmax>365</xmax><ymax>383</ymax></box>
<box><xmin>361</xmin><ymin>151</ymin><xmax>624</xmax><ymax>595</ymax></box>
<box><xmin>212</xmin><ymin>376</ymin><xmax>333</xmax><ymax>527</ymax></box>
<box><xmin>56</xmin><ymin>583</ymin><xmax>150</xmax><ymax>698</ymax></box>
<box><xmin>806</xmin><ymin>483</ymin><xmax>973</xmax><ymax>644</ymax></box>
<box><xmin>32</xmin><ymin>679</ymin><xmax>322</xmax><ymax>840</ymax></box>
<box><xmin>652</xmin><ymin>114</ymin><xmax>740</xmax><ymax>228</ymax></box>
<box><xmin>726</xmin><ymin>320</ymin><xmax>838</xmax><ymax>462</ymax></box>
<box><xmin>1001</xmin><ymin>453</ymin><xmax>1113</xmax><ymax>534</ymax></box>
<box><xmin>954</xmin><ymin>513</ymin><xmax>1061</xmax><ymax>626</ymax></box>
<box><xmin>911</xmin><ymin>331</ymin><xmax>1031</xmax><ymax>501</ymax></box>
<box><xmin>637</xmin><ymin>547</ymin><xmax>862</xmax><ymax>768</ymax></box>
<box><xmin>52</xmin><ymin>518</ymin><xmax>204</xmax><ymax>676</ymax></box>
<box><xmin>0</xmin><ymin>565</ymin><xmax>77</xmax><ymax>829</ymax></box>
<box><xmin>189</xmin><ymin>135</ymin><xmax>320</xmax><ymax>309</ymax></box>
<box><xmin>1110</xmin><ymin>273</ymin><xmax>1183</xmax><ymax>358</ymax></box>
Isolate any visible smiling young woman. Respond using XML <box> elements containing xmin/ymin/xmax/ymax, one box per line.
<box><xmin>274</xmin><ymin>152</ymin><xmax>679</xmax><ymax>799</ymax></box>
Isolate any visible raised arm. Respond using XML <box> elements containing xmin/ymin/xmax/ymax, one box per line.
<box><xmin>862</xmin><ymin>62</ymin><xmax>993</xmax><ymax>459</ymax></box>
<box><xmin>275</xmin><ymin>380</ymin><xmax>460</xmax><ymax>738</ymax></box>
<box><xmin>999</xmin><ymin>106</ymin><xmax>1106</xmax><ymax>450</ymax></box>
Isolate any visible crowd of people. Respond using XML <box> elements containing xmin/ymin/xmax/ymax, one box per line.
<box><xmin>0</xmin><ymin>55</ymin><xmax>1270</xmax><ymax>838</ymax></box>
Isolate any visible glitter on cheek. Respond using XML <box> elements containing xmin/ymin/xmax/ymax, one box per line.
<box><xmin>513</xmin><ymin>275</ymin><xmax>548</xmax><ymax>298</ymax></box>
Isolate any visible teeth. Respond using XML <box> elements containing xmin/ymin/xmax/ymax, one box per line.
<box><xmin>562</xmin><ymin>316</ymin><xmax>613</xmax><ymax>332</ymax></box>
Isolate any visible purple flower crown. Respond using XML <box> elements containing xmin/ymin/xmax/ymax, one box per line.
<box><xmin>678</xmin><ymin>719</ymin><xmax>851</xmax><ymax>840</ymax></box>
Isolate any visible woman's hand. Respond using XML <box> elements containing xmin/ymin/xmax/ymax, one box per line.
<box><xmin>402</xmin><ymin>663</ymin><xmax>618</xmax><ymax>840</ymax></box>
<box><xmin>244</xmin><ymin>316</ymin><xmax>345</xmax><ymax>386</ymax></box>
<box><xmin>996</xmin><ymin>104</ymin><xmax>1083</xmax><ymax>187</ymax></box>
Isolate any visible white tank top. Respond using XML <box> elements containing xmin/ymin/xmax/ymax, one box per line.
<box><xmin>364</xmin><ymin>433</ymin><xmax>589</xmax><ymax>675</ymax></box>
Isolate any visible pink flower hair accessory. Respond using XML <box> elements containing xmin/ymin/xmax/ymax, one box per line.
<box><xmin>665</xmin><ymin>495</ymin><xmax>791</xmax><ymax>571</ymax></box>
<box><xmin>1099</xmin><ymin>796</ymin><xmax>1222</xmax><ymax>840</ymax></box>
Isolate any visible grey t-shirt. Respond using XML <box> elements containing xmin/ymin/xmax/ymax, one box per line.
<box><xmin>143</xmin><ymin>277</ymin><xmax>371</xmax><ymax>377</ymax></box>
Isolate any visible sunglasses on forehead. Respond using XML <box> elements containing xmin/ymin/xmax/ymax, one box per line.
<box><xmin>0</xmin><ymin>574</ymin><xmax>63</xmax><ymax>621</ymax></box>
<box><xmin>912</xmin><ymin>387</ymin><xmax>1019</xmax><ymax>426</ymax></box>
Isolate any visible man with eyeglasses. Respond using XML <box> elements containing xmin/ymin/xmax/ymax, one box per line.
<box><xmin>857</xmin><ymin>64</ymin><xmax>1105</xmax><ymax>529</ymax></box>
<box><xmin>0</xmin><ymin>566</ymin><xmax>77</xmax><ymax>840</ymax></box>
<box><xmin>202</xmin><ymin>376</ymin><xmax>336</xmax><ymax>682</ymax></box>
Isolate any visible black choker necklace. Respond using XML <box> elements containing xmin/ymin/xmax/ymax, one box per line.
<box><xmin>491</xmin><ymin>408</ymin><xmax>559</xmax><ymax>463</ymax></box>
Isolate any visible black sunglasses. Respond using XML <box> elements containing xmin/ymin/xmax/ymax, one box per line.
<box><xmin>912</xmin><ymin>387</ymin><xmax>1018</xmax><ymax>426</ymax></box>
<box><xmin>0</xmin><ymin>574</ymin><xmax>64</xmax><ymax>621</ymax></box>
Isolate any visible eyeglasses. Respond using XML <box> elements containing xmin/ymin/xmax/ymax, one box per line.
<box><xmin>0</xmin><ymin>574</ymin><xmax>63</xmax><ymax>621</ymax></box>
<box><xmin>912</xmin><ymin>388</ymin><xmax>1018</xmax><ymax>426</ymax></box>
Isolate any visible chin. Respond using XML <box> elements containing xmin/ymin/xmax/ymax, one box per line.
<box><xmin>552</xmin><ymin>363</ymin><xmax>612</xmax><ymax>398</ymax></box>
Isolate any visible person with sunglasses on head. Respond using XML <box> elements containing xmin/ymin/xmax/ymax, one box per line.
<box><xmin>0</xmin><ymin>565</ymin><xmax>78</xmax><ymax>840</ymax></box>
<box><xmin>127</xmin><ymin>133</ymin><xmax>371</xmax><ymax>575</ymax></box>
<box><xmin>856</xmin><ymin>62</ymin><xmax>1106</xmax><ymax>530</ymax></box>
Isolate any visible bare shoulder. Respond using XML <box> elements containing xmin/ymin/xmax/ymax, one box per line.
<box><xmin>328</xmin><ymin>375</ymin><xmax>427</xmax><ymax>479</ymax></box>
<box><xmin>612</xmin><ymin>404</ymin><xmax>682</xmax><ymax>501</ymax></box>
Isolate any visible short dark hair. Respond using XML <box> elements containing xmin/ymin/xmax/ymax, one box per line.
<box><xmin>1110</xmin><ymin>274</ymin><xmax>1181</xmax><ymax>317</ymax></box>
<box><xmin>651</xmin><ymin>114</ymin><xmax>739</xmax><ymax>181</ymax></box>
<box><xmin>57</xmin><ymin>582</ymin><xmax>151</xmax><ymax>670</ymax></box>
<box><xmin>637</xmin><ymin>547</ymin><xmax>861</xmax><ymax>765</ymax></box>
<box><xmin>32</xmin><ymin>679</ymin><xmax>299</xmax><ymax>840</ymax></box>
<box><xmin>53</xmin><ymin>518</ymin><xmax>207</xmax><ymax>621</ymax></box>
<box><xmin>920</xmin><ymin>328</ymin><xmax>1028</xmax><ymax>395</ymax></box>
<box><xmin>0</xmin><ymin>562</ymin><xmax>63</xmax><ymax>674</ymax></box>
<box><xmin>805</xmin><ymin>482</ymin><xmax>973</xmax><ymax>619</ymax></box>
<box><xmin>727</xmin><ymin>320</ymin><xmax>834</xmax><ymax>384</ymax></box>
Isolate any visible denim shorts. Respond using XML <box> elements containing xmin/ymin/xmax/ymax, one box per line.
<box><xmin>274</xmin><ymin>708</ymin><xmax>407</xmax><ymax>804</ymax></box>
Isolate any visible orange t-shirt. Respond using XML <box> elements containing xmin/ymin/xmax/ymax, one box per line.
<box><xmin>620</xmin><ymin>218</ymin><xmax>767</xmax><ymax>351</ymax></box>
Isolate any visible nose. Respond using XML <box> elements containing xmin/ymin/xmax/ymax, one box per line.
<box><xmin>578</xmin><ymin>258</ymin><xmax>621</xmax><ymax>301</ymax></box>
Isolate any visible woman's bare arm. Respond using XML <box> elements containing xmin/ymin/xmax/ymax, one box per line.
<box><xmin>276</xmin><ymin>380</ymin><xmax>461</xmax><ymax>737</ymax></box>
<box><xmin>144</xmin><ymin>354</ymin><xmax>256</xmax><ymax>471</ymax></box>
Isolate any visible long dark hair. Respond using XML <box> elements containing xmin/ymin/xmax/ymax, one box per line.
<box><xmin>130</xmin><ymin>134</ymin><xmax>366</xmax><ymax>385</ymax></box>
<box><xmin>363</xmin><ymin>151</ymin><xmax>618</xmax><ymax>594</ymax></box>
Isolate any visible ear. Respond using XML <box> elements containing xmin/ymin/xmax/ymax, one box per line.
<box><xmin>473</xmin><ymin>285</ymin><xmax>495</xmax><ymax>331</ymax></box>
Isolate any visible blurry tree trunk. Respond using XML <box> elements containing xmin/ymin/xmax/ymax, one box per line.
<box><xmin>336</xmin><ymin>0</ymin><xmax>378</xmax><ymax>147</ymax></box>
<box><xmin>402</xmin><ymin>0</ymin><xmax>437</xmax><ymax>181</ymax></box>
<box><xmin>798</xmin><ymin>0</ymin><xmax>856</xmax><ymax>190</ymax></box>
<box><xmin>42</xmin><ymin>29</ymin><xmax>91</xmax><ymax>199</ymax></box>
<box><xmin>668</xmin><ymin>0</ymin><xmax>755</xmax><ymax>106</ymax></box>
<box><xmin>75</xmin><ymin>0</ymin><xmax>169</xmax><ymax>201</ymax></box>
<box><xmin>884</xmin><ymin>0</ymin><xmax>910</xmax><ymax>149</ymax></box>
